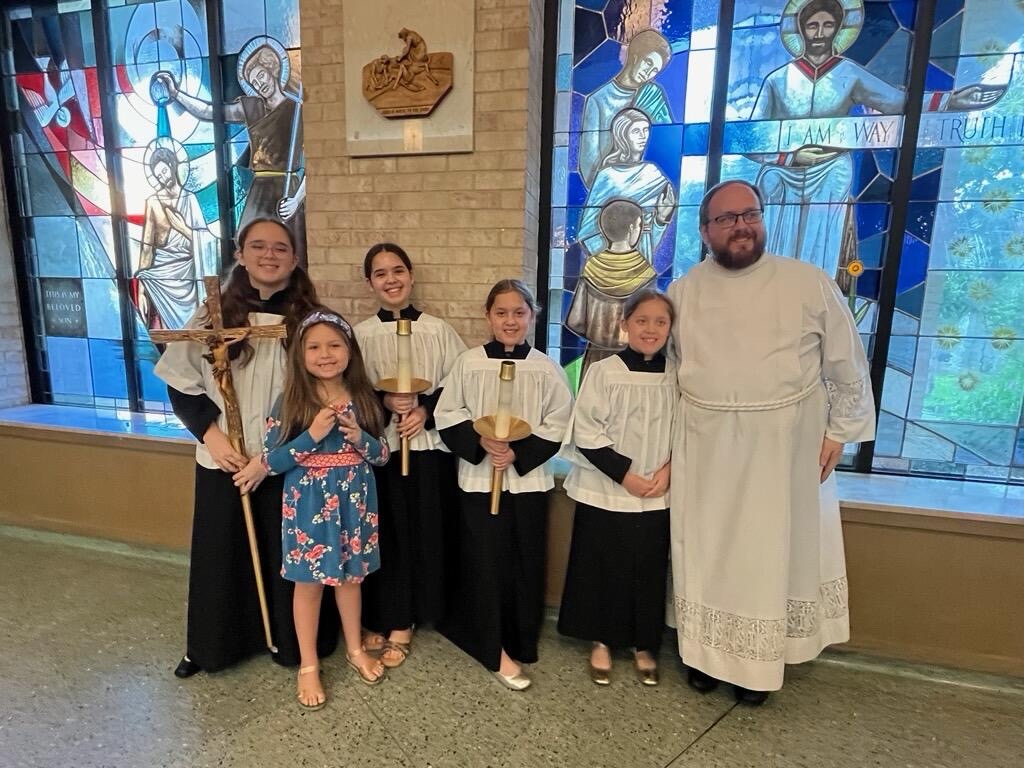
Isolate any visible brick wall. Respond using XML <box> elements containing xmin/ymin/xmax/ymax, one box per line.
<box><xmin>0</xmin><ymin>155</ymin><xmax>30</xmax><ymax>409</ymax></box>
<box><xmin>299</xmin><ymin>0</ymin><xmax>545</xmax><ymax>346</ymax></box>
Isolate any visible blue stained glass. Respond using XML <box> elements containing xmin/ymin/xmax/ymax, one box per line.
<box><xmin>660</xmin><ymin>0</ymin><xmax>694</xmax><ymax>48</ymax></box>
<box><xmin>888</xmin><ymin>334</ymin><xmax>917</xmax><ymax>374</ymax></box>
<box><xmin>552</xmin><ymin>146</ymin><xmax>568</xmax><ymax>207</ymax></box>
<box><xmin>24</xmin><ymin>154</ymin><xmax>74</xmax><ymax>216</ymax></box>
<box><xmin>83</xmin><ymin>278</ymin><xmax>122</xmax><ymax>339</ymax></box>
<box><xmin>846</xmin><ymin>4</ymin><xmax>901</xmax><ymax>67</ymax></box>
<box><xmin>897</xmin><ymin>234</ymin><xmax>929</xmax><ymax>293</ymax></box>
<box><xmin>644</xmin><ymin>123</ymin><xmax>684</xmax><ymax>187</ymax></box>
<box><xmin>567</xmin><ymin>171</ymin><xmax>588</xmax><ymax>207</ymax></box>
<box><xmin>569</xmin><ymin>92</ymin><xmax>585</xmax><ymax>134</ymax></box>
<box><xmin>854</xmin><ymin>152</ymin><xmax>880</xmax><ymax>197</ymax></box>
<box><xmin>859</xmin><ymin>171</ymin><xmax>894</xmax><ymax>203</ymax></box>
<box><xmin>576</xmin><ymin>0</ymin><xmax>607</xmax><ymax>10</ymax></box>
<box><xmin>136</xmin><ymin>345</ymin><xmax>170</xmax><ymax>403</ymax></box>
<box><xmin>555</xmin><ymin>91</ymin><xmax>571</xmax><ymax>132</ymax></box>
<box><xmin>924</xmin><ymin>63</ymin><xmax>954</xmax><ymax>92</ymax></box>
<box><xmin>864</xmin><ymin>30</ymin><xmax>912</xmax><ymax>90</ymax></box>
<box><xmin>683</xmin><ymin>122</ymin><xmax>709</xmax><ymax>155</ymax></box>
<box><xmin>76</xmin><ymin>10</ymin><xmax>96</xmax><ymax>67</ymax></box>
<box><xmin>895</xmin><ymin>282</ymin><xmax>925</xmax><ymax>316</ymax></box>
<box><xmin>930</xmin><ymin>423</ymin><xmax>1015</xmax><ymax>464</ymax></box>
<box><xmin>933</xmin><ymin>0</ymin><xmax>964</xmax><ymax>29</ymax></box>
<box><xmin>78</xmin><ymin>216</ymin><xmax>116</xmax><ymax>278</ymax></box>
<box><xmin>691</xmin><ymin>0</ymin><xmax>719</xmax><ymax>49</ymax></box>
<box><xmin>46</xmin><ymin>336</ymin><xmax>93</xmax><ymax>396</ymax></box>
<box><xmin>722</xmin><ymin>120</ymin><xmax>780</xmax><ymax>154</ymax></box>
<box><xmin>572</xmin><ymin>39</ymin><xmax>622</xmax><ymax>95</ymax></box>
<box><xmin>220</xmin><ymin>0</ymin><xmax>267</xmax><ymax>55</ymax></box>
<box><xmin>874</xmin><ymin>410</ymin><xmax>906</xmax><ymax>456</ymax></box>
<box><xmin>1014</xmin><ymin>432</ymin><xmax>1024</xmax><ymax>467</ymax></box>
<box><xmin>857</xmin><ymin>232</ymin><xmax>886</xmax><ymax>268</ymax></box>
<box><xmin>890</xmin><ymin>1</ymin><xmax>917</xmax><ymax>30</ymax></box>
<box><xmin>929</xmin><ymin>12</ymin><xmax>962</xmax><ymax>58</ymax></box>
<box><xmin>265</xmin><ymin>0</ymin><xmax>302</xmax><ymax>50</ymax></box>
<box><xmin>573</xmin><ymin>9</ymin><xmax>607</xmax><ymax>65</ymax></box>
<box><xmin>880</xmin><ymin>366</ymin><xmax>911</xmax><ymax>417</ymax></box>
<box><xmin>89</xmin><ymin>339</ymin><xmax>129</xmax><ymax>398</ymax></box>
<box><xmin>855</xmin><ymin>204</ymin><xmax>889</xmax><ymax>239</ymax></box>
<box><xmin>556</xmin><ymin>54</ymin><xmax>572</xmax><ymax>90</ymax></box>
<box><xmin>906</xmin><ymin>202</ymin><xmax>936</xmax><ymax>242</ymax></box>
<box><xmin>567</xmin><ymin>131</ymin><xmax>581</xmax><ymax>177</ymax></box>
<box><xmin>912</xmin><ymin>148</ymin><xmax>943</xmax><ymax>176</ymax></box>
<box><xmin>855</xmin><ymin>268</ymin><xmax>881</xmax><ymax>300</ymax></box>
<box><xmin>558</xmin><ymin>0</ymin><xmax>575</xmax><ymax>55</ymax></box>
<box><xmin>874</xmin><ymin>149</ymin><xmax>897</xmax><ymax>178</ymax></box>
<box><xmin>551</xmin><ymin>207</ymin><xmax>567</xmax><ymax>247</ymax></box>
<box><xmin>34</xmin><ymin>217</ymin><xmax>81</xmax><ymax>276</ymax></box>
<box><xmin>909</xmin><ymin>168</ymin><xmax>941</xmax><ymax>201</ymax></box>
<box><xmin>107</xmin><ymin>5</ymin><xmax>135</xmax><ymax>66</ymax></box>
<box><xmin>196</xmin><ymin>184</ymin><xmax>220</xmax><ymax>224</ymax></box>
<box><xmin>657</xmin><ymin>50</ymin><xmax>688</xmax><ymax>124</ymax></box>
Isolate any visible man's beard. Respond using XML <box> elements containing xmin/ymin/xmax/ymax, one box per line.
<box><xmin>711</xmin><ymin>230</ymin><xmax>765</xmax><ymax>270</ymax></box>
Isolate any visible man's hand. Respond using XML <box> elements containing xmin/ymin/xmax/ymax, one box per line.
<box><xmin>819</xmin><ymin>436</ymin><xmax>844</xmax><ymax>483</ymax></box>
<box><xmin>383</xmin><ymin>393</ymin><xmax>417</xmax><ymax>416</ymax></box>
<box><xmin>396</xmin><ymin>406</ymin><xmax>427</xmax><ymax>440</ymax></box>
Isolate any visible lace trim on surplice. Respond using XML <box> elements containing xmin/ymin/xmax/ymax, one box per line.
<box><xmin>675</xmin><ymin>577</ymin><xmax>849</xmax><ymax>661</ymax></box>
<box><xmin>824</xmin><ymin>377</ymin><xmax>870</xmax><ymax>420</ymax></box>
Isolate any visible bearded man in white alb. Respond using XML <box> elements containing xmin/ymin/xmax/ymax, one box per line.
<box><xmin>666</xmin><ymin>180</ymin><xmax>875</xmax><ymax>705</ymax></box>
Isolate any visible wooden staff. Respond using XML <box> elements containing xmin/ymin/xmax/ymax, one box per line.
<box><xmin>151</xmin><ymin>275</ymin><xmax>284</xmax><ymax>653</ymax></box>
<box><xmin>376</xmin><ymin>318</ymin><xmax>431</xmax><ymax>477</ymax></box>
<box><xmin>473</xmin><ymin>361</ymin><xmax>530</xmax><ymax>515</ymax></box>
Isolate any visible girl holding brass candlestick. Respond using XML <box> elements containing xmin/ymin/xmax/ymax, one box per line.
<box><xmin>354</xmin><ymin>244</ymin><xmax>466</xmax><ymax>670</ymax></box>
<box><xmin>558</xmin><ymin>289</ymin><xmax>675</xmax><ymax>688</ymax></box>
<box><xmin>434</xmin><ymin>280</ymin><xmax>573</xmax><ymax>691</ymax></box>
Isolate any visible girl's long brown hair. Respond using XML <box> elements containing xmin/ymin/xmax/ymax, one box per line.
<box><xmin>199</xmin><ymin>218</ymin><xmax>319</xmax><ymax>363</ymax></box>
<box><xmin>276</xmin><ymin>309</ymin><xmax>385</xmax><ymax>444</ymax></box>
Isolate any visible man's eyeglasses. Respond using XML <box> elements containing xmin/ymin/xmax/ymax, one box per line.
<box><xmin>710</xmin><ymin>209</ymin><xmax>764</xmax><ymax>228</ymax></box>
<box><xmin>245</xmin><ymin>241</ymin><xmax>293</xmax><ymax>257</ymax></box>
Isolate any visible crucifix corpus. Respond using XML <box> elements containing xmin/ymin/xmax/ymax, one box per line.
<box><xmin>150</xmin><ymin>275</ymin><xmax>285</xmax><ymax>653</ymax></box>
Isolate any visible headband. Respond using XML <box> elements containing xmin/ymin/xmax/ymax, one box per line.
<box><xmin>300</xmin><ymin>310</ymin><xmax>353</xmax><ymax>338</ymax></box>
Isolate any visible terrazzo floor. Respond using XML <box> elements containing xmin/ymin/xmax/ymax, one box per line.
<box><xmin>2</xmin><ymin>527</ymin><xmax>1021</xmax><ymax>768</ymax></box>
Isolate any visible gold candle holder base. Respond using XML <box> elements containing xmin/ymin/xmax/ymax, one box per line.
<box><xmin>376</xmin><ymin>377</ymin><xmax>432</xmax><ymax>476</ymax></box>
<box><xmin>473</xmin><ymin>416</ymin><xmax>531</xmax><ymax>514</ymax></box>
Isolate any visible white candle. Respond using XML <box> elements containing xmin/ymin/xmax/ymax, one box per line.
<box><xmin>396</xmin><ymin>318</ymin><xmax>412</xmax><ymax>392</ymax></box>
<box><xmin>494</xmin><ymin>361</ymin><xmax>515</xmax><ymax>438</ymax></box>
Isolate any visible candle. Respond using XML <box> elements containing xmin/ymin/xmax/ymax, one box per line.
<box><xmin>396</xmin><ymin>318</ymin><xmax>412</xmax><ymax>392</ymax></box>
<box><xmin>494</xmin><ymin>361</ymin><xmax>515</xmax><ymax>438</ymax></box>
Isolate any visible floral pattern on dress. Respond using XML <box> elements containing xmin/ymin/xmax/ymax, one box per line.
<box><xmin>263</xmin><ymin>399</ymin><xmax>389</xmax><ymax>584</ymax></box>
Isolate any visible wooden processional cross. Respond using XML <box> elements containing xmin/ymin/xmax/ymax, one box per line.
<box><xmin>150</xmin><ymin>275</ymin><xmax>286</xmax><ymax>653</ymax></box>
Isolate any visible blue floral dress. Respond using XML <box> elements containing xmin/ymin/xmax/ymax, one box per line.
<box><xmin>263</xmin><ymin>401</ymin><xmax>390</xmax><ymax>585</ymax></box>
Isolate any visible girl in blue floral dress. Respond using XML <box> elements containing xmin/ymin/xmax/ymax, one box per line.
<box><xmin>263</xmin><ymin>308</ymin><xmax>390</xmax><ymax>709</ymax></box>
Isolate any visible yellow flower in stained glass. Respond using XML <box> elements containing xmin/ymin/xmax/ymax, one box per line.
<box><xmin>948</xmin><ymin>237</ymin><xmax>973</xmax><ymax>260</ymax></box>
<box><xmin>967</xmin><ymin>280</ymin><xmax>993</xmax><ymax>302</ymax></box>
<box><xmin>936</xmin><ymin>325</ymin><xmax>961</xmax><ymax>349</ymax></box>
<box><xmin>846</xmin><ymin>259</ymin><xmax>864</xmax><ymax>277</ymax></box>
<box><xmin>981</xmin><ymin>189</ymin><xmax>1013</xmax><ymax>214</ymax></box>
<box><xmin>957</xmin><ymin>372</ymin><xmax>979</xmax><ymax>391</ymax></box>
<box><xmin>1004</xmin><ymin>235</ymin><xmax>1024</xmax><ymax>259</ymax></box>
<box><xmin>991</xmin><ymin>327</ymin><xmax>1016</xmax><ymax>351</ymax></box>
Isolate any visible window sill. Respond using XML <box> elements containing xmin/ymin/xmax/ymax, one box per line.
<box><xmin>0</xmin><ymin>404</ymin><xmax>193</xmax><ymax>454</ymax></box>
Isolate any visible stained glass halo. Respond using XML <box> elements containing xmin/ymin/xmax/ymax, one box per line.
<box><xmin>780</xmin><ymin>0</ymin><xmax>864</xmax><ymax>59</ymax></box>
<box><xmin>236</xmin><ymin>36</ymin><xmax>290</xmax><ymax>97</ymax></box>
<box><xmin>143</xmin><ymin>137</ymin><xmax>191</xmax><ymax>189</ymax></box>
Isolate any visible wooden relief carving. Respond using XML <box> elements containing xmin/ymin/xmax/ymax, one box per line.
<box><xmin>362</xmin><ymin>29</ymin><xmax>453</xmax><ymax>118</ymax></box>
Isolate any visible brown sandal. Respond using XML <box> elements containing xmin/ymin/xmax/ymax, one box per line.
<box><xmin>297</xmin><ymin>665</ymin><xmax>327</xmax><ymax>710</ymax></box>
<box><xmin>346</xmin><ymin>650</ymin><xmax>386</xmax><ymax>686</ymax></box>
<box><xmin>380</xmin><ymin>639</ymin><xmax>412</xmax><ymax>669</ymax></box>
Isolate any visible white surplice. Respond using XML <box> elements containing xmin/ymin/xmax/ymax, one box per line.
<box><xmin>562</xmin><ymin>354</ymin><xmax>676</xmax><ymax>513</ymax></box>
<box><xmin>154</xmin><ymin>311</ymin><xmax>287</xmax><ymax>469</ymax></box>
<box><xmin>434</xmin><ymin>347</ymin><xmax>574</xmax><ymax>495</ymax></box>
<box><xmin>354</xmin><ymin>312</ymin><xmax>466</xmax><ymax>453</ymax></box>
<box><xmin>667</xmin><ymin>254</ymin><xmax>875</xmax><ymax>691</ymax></box>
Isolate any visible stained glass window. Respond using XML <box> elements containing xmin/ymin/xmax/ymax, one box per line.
<box><xmin>547</xmin><ymin>0</ymin><xmax>1023</xmax><ymax>483</ymax></box>
<box><xmin>1</xmin><ymin>0</ymin><xmax>306</xmax><ymax>413</ymax></box>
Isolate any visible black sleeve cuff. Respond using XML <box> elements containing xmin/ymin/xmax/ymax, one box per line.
<box><xmin>167</xmin><ymin>386</ymin><xmax>221</xmax><ymax>441</ymax></box>
<box><xmin>420</xmin><ymin>387</ymin><xmax>443</xmax><ymax>431</ymax></box>
<box><xmin>511</xmin><ymin>434</ymin><xmax>562</xmax><ymax>475</ymax></box>
<box><xmin>579</xmin><ymin>446</ymin><xmax>633</xmax><ymax>484</ymax></box>
<box><xmin>438</xmin><ymin>420</ymin><xmax>487</xmax><ymax>464</ymax></box>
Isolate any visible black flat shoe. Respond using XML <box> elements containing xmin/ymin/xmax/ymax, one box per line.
<box><xmin>686</xmin><ymin>667</ymin><xmax>719</xmax><ymax>693</ymax></box>
<box><xmin>174</xmin><ymin>655</ymin><xmax>201</xmax><ymax>679</ymax></box>
<box><xmin>733</xmin><ymin>685</ymin><xmax>770</xmax><ymax>705</ymax></box>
